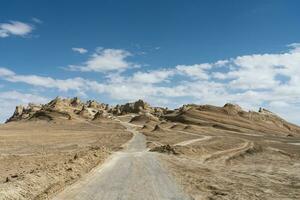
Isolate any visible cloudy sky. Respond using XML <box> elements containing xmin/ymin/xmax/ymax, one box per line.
<box><xmin>0</xmin><ymin>0</ymin><xmax>300</xmax><ymax>124</ymax></box>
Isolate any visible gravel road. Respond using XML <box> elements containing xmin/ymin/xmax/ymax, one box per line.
<box><xmin>52</xmin><ymin>124</ymin><xmax>191</xmax><ymax>200</ymax></box>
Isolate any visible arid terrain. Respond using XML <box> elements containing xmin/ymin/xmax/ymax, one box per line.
<box><xmin>0</xmin><ymin>97</ymin><xmax>300</xmax><ymax>199</ymax></box>
<box><xmin>142</xmin><ymin>104</ymin><xmax>300</xmax><ymax>200</ymax></box>
<box><xmin>0</xmin><ymin>119</ymin><xmax>132</xmax><ymax>200</ymax></box>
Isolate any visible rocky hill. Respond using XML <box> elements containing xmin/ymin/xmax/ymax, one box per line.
<box><xmin>6</xmin><ymin>97</ymin><xmax>110</xmax><ymax>122</ymax></box>
<box><xmin>164</xmin><ymin>103</ymin><xmax>300</xmax><ymax>137</ymax></box>
<box><xmin>6</xmin><ymin>97</ymin><xmax>166</xmax><ymax>123</ymax></box>
<box><xmin>6</xmin><ymin>97</ymin><xmax>300</xmax><ymax>137</ymax></box>
<box><xmin>2</xmin><ymin>97</ymin><xmax>300</xmax><ymax>200</ymax></box>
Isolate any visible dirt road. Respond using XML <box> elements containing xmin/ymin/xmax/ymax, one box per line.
<box><xmin>52</xmin><ymin>123</ymin><xmax>191</xmax><ymax>200</ymax></box>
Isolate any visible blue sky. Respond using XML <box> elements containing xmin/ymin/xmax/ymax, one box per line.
<box><xmin>0</xmin><ymin>0</ymin><xmax>300</xmax><ymax>124</ymax></box>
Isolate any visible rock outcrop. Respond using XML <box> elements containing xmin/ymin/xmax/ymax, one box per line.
<box><xmin>5</xmin><ymin>98</ymin><xmax>300</xmax><ymax>137</ymax></box>
<box><xmin>6</xmin><ymin>97</ymin><xmax>110</xmax><ymax>123</ymax></box>
<box><xmin>6</xmin><ymin>97</ymin><xmax>164</xmax><ymax>123</ymax></box>
<box><xmin>116</xmin><ymin>99</ymin><xmax>152</xmax><ymax>115</ymax></box>
<box><xmin>6</xmin><ymin>104</ymin><xmax>43</xmax><ymax>122</ymax></box>
<box><xmin>108</xmin><ymin>99</ymin><xmax>167</xmax><ymax>117</ymax></box>
<box><xmin>223</xmin><ymin>103</ymin><xmax>243</xmax><ymax>115</ymax></box>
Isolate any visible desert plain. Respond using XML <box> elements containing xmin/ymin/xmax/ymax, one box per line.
<box><xmin>0</xmin><ymin>97</ymin><xmax>299</xmax><ymax>200</ymax></box>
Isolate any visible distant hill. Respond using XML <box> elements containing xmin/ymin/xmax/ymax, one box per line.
<box><xmin>6</xmin><ymin>97</ymin><xmax>300</xmax><ymax>137</ymax></box>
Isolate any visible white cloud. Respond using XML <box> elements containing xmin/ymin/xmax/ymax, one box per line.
<box><xmin>212</xmin><ymin>72</ymin><xmax>228</xmax><ymax>80</ymax></box>
<box><xmin>131</xmin><ymin>69</ymin><xmax>175</xmax><ymax>84</ymax></box>
<box><xmin>176</xmin><ymin>64</ymin><xmax>211</xmax><ymax>80</ymax></box>
<box><xmin>268</xmin><ymin>101</ymin><xmax>289</xmax><ymax>108</ymax></box>
<box><xmin>0</xmin><ymin>68</ymin><xmax>15</xmax><ymax>76</ymax></box>
<box><xmin>0</xmin><ymin>67</ymin><xmax>90</xmax><ymax>92</ymax></box>
<box><xmin>0</xmin><ymin>21</ymin><xmax>33</xmax><ymax>38</ymax></box>
<box><xmin>1</xmin><ymin>44</ymin><xmax>300</xmax><ymax>124</ymax></box>
<box><xmin>0</xmin><ymin>91</ymin><xmax>48</xmax><ymax>104</ymax></box>
<box><xmin>287</xmin><ymin>43</ymin><xmax>300</xmax><ymax>53</ymax></box>
<box><xmin>72</xmin><ymin>47</ymin><xmax>88</xmax><ymax>54</ymax></box>
<box><xmin>214</xmin><ymin>59</ymin><xmax>229</xmax><ymax>67</ymax></box>
<box><xmin>99</xmin><ymin>44</ymin><xmax>300</xmax><ymax>123</ymax></box>
<box><xmin>32</xmin><ymin>18</ymin><xmax>43</xmax><ymax>24</ymax></box>
<box><xmin>68</xmin><ymin>48</ymin><xmax>137</xmax><ymax>72</ymax></box>
<box><xmin>226</xmin><ymin>51</ymin><xmax>300</xmax><ymax>90</ymax></box>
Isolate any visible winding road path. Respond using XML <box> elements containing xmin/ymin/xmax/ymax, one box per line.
<box><xmin>52</xmin><ymin>123</ymin><xmax>191</xmax><ymax>200</ymax></box>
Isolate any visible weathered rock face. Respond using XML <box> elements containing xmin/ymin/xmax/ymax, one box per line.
<box><xmin>223</xmin><ymin>103</ymin><xmax>243</xmax><ymax>115</ymax></box>
<box><xmin>133</xmin><ymin>99</ymin><xmax>151</xmax><ymax>112</ymax></box>
<box><xmin>6</xmin><ymin>97</ymin><xmax>111</xmax><ymax>123</ymax></box>
<box><xmin>16</xmin><ymin>105</ymin><xmax>24</xmax><ymax>114</ymax></box>
<box><xmin>93</xmin><ymin>110</ymin><xmax>111</xmax><ymax>120</ymax></box>
<box><xmin>109</xmin><ymin>99</ymin><xmax>167</xmax><ymax>117</ymax></box>
<box><xmin>109</xmin><ymin>105</ymin><xmax>121</xmax><ymax>115</ymax></box>
<box><xmin>118</xmin><ymin>99</ymin><xmax>152</xmax><ymax>114</ymax></box>
<box><xmin>6</xmin><ymin>97</ymin><xmax>170</xmax><ymax>123</ymax></box>
<box><xmin>77</xmin><ymin>106</ymin><xmax>93</xmax><ymax>119</ymax></box>
<box><xmin>6</xmin><ymin>104</ymin><xmax>43</xmax><ymax>122</ymax></box>
<box><xmin>6</xmin><ymin>105</ymin><xmax>24</xmax><ymax>122</ymax></box>
<box><xmin>153</xmin><ymin>107</ymin><xmax>168</xmax><ymax>117</ymax></box>
<box><xmin>7</xmin><ymin>98</ymin><xmax>300</xmax><ymax>137</ymax></box>
<box><xmin>45</xmin><ymin>97</ymin><xmax>82</xmax><ymax>113</ymax></box>
<box><xmin>70</xmin><ymin>97</ymin><xmax>82</xmax><ymax>107</ymax></box>
<box><xmin>28</xmin><ymin>103</ymin><xmax>42</xmax><ymax>112</ymax></box>
<box><xmin>86</xmin><ymin>100</ymin><xmax>109</xmax><ymax>110</ymax></box>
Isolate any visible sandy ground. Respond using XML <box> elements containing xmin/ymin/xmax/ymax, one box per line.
<box><xmin>52</xmin><ymin>122</ymin><xmax>191</xmax><ymax>200</ymax></box>
<box><xmin>141</xmin><ymin>121</ymin><xmax>300</xmax><ymax>200</ymax></box>
<box><xmin>1</xmin><ymin>110</ymin><xmax>300</xmax><ymax>200</ymax></box>
<box><xmin>0</xmin><ymin>119</ymin><xmax>132</xmax><ymax>200</ymax></box>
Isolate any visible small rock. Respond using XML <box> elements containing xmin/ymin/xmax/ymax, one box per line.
<box><xmin>74</xmin><ymin>154</ymin><xmax>78</xmax><ymax>160</ymax></box>
<box><xmin>66</xmin><ymin>167</ymin><xmax>72</xmax><ymax>171</ymax></box>
<box><xmin>11</xmin><ymin>174</ymin><xmax>18</xmax><ymax>178</ymax></box>
<box><xmin>150</xmin><ymin>144</ymin><xmax>178</xmax><ymax>155</ymax></box>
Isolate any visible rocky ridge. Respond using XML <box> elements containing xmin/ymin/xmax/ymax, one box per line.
<box><xmin>6</xmin><ymin>97</ymin><xmax>300</xmax><ymax>136</ymax></box>
<box><xmin>164</xmin><ymin>103</ymin><xmax>300</xmax><ymax>136</ymax></box>
<box><xmin>6</xmin><ymin>97</ymin><xmax>165</xmax><ymax>123</ymax></box>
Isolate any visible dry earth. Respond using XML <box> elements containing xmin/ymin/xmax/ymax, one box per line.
<box><xmin>1</xmin><ymin>98</ymin><xmax>300</xmax><ymax>200</ymax></box>
<box><xmin>0</xmin><ymin>119</ymin><xmax>132</xmax><ymax>200</ymax></box>
<box><xmin>140</xmin><ymin>105</ymin><xmax>300</xmax><ymax>200</ymax></box>
<box><xmin>52</xmin><ymin>122</ymin><xmax>191</xmax><ymax>200</ymax></box>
